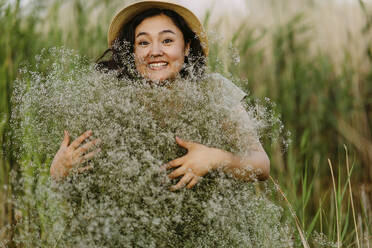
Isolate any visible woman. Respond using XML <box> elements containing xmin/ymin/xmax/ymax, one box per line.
<box><xmin>50</xmin><ymin>0</ymin><xmax>270</xmax><ymax>190</ymax></box>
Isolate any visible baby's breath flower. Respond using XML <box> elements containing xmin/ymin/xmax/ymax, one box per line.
<box><xmin>11</xmin><ymin>47</ymin><xmax>293</xmax><ymax>247</ymax></box>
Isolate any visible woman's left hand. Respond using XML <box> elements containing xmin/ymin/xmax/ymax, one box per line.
<box><xmin>164</xmin><ymin>137</ymin><xmax>229</xmax><ymax>191</ymax></box>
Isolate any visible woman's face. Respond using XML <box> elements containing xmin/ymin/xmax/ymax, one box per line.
<box><xmin>134</xmin><ymin>14</ymin><xmax>190</xmax><ymax>82</ymax></box>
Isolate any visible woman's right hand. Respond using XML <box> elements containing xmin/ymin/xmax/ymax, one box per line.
<box><xmin>50</xmin><ymin>130</ymin><xmax>101</xmax><ymax>181</ymax></box>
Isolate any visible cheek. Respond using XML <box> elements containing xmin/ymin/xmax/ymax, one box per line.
<box><xmin>168</xmin><ymin>47</ymin><xmax>186</xmax><ymax>67</ymax></box>
<box><xmin>134</xmin><ymin>47</ymin><xmax>147</xmax><ymax>61</ymax></box>
<box><xmin>134</xmin><ymin>52</ymin><xmax>147</xmax><ymax>71</ymax></box>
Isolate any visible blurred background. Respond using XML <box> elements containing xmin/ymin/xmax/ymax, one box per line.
<box><xmin>1</xmin><ymin>0</ymin><xmax>371</xmax><ymax>246</ymax></box>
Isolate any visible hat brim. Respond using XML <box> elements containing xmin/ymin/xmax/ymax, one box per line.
<box><xmin>107</xmin><ymin>0</ymin><xmax>209</xmax><ymax>57</ymax></box>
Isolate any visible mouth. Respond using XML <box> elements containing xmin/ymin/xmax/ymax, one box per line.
<box><xmin>147</xmin><ymin>62</ymin><xmax>169</xmax><ymax>70</ymax></box>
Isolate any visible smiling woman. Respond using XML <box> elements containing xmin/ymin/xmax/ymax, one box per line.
<box><xmin>50</xmin><ymin>0</ymin><xmax>270</xmax><ymax>190</ymax></box>
<box><xmin>96</xmin><ymin>5</ymin><xmax>206</xmax><ymax>81</ymax></box>
<box><xmin>134</xmin><ymin>14</ymin><xmax>190</xmax><ymax>82</ymax></box>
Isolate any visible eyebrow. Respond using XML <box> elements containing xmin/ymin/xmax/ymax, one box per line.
<box><xmin>136</xmin><ymin>29</ymin><xmax>176</xmax><ymax>38</ymax></box>
<box><xmin>160</xmin><ymin>29</ymin><xmax>176</xmax><ymax>35</ymax></box>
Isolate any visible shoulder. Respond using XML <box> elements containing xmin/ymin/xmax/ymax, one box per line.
<box><xmin>206</xmin><ymin>73</ymin><xmax>247</xmax><ymax>104</ymax></box>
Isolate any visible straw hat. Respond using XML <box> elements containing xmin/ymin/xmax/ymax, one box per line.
<box><xmin>107</xmin><ymin>0</ymin><xmax>209</xmax><ymax>57</ymax></box>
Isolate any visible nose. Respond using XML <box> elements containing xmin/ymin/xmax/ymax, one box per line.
<box><xmin>150</xmin><ymin>41</ymin><xmax>163</xmax><ymax>57</ymax></box>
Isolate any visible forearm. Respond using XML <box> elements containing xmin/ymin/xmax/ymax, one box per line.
<box><xmin>213</xmin><ymin>147</ymin><xmax>270</xmax><ymax>181</ymax></box>
<box><xmin>215</xmin><ymin>103</ymin><xmax>270</xmax><ymax>181</ymax></box>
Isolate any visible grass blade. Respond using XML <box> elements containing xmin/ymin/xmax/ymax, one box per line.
<box><xmin>328</xmin><ymin>159</ymin><xmax>341</xmax><ymax>248</ymax></box>
<box><xmin>344</xmin><ymin>145</ymin><xmax>360</xmax><ymax>248</ymax></box>
<box><xmin>270</xmin><ymin>176</ymin><xmax>310</xmax><ymax>248</ymax></box>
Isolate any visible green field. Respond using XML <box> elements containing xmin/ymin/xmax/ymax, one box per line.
<box><xmin>1</xmin><ymin>0</ymin><xmax>371</xmax><ymax>247</ymax></box>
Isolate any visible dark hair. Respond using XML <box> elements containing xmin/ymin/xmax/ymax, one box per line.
<box><xmin>96</xmin><ymin>8</ymin><xmax>206</xmax><ymax>81</ymax></box>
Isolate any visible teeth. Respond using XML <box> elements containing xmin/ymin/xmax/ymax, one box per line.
<box><xmin>149</xmin><ymin>62</ymin><xmax>167</xmax><ymax>68</ymax></box>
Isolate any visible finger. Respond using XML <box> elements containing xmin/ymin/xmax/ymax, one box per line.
<box><xmin>61</xmin><ymin>130</ymin><xmax>70</xmax><ymax>147</ymax></box>
<box><xmin>78</xmin><ymin>148</ymin><xmax>101</xmax><ymax>164</ymax></box>
<box><xmin>168</xmin><ymin>166</ymin><xmax>186</xmax><ymax>179</ymax></box>
<box><xmin>76</xmin><ymin>165</ymin><xmax>93</xmax><ymax>174</ymax></box>
<box><xmin>186</xmin><ymin>177</ymin><xmax>199</xmax><ymax>189</ymax></box>
<box><xmin>69</xmin><ymin>130</ymin><xmax>92</xmax><ymax>150</ymax></box>
<box><xmin>170</xmin><ymin>173</ymin><xmax>193</xmax><ymax>191</ymax></box>
<box><xmin>164</xmin><ymin>156</ymin><xmax>186</xmax><ymax>169</ymax></box>
<box><xmin>175</xmin><ymin>136</ymin><xmax>192</xmax><ymax>149</ymax></box>
<box><xmin>74</xmin><ymin>138</ymin><xmax>101</xmax><ymax>157</ymax></box>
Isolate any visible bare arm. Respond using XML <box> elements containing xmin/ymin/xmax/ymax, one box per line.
<box><xmin>213</xmin><ymin>143</ymin><xmax>270</xmax><ymax>181</ymax></box>
<box><xmin>165</xmin><ymin>136</ymin><xmax>270</xmax><ymax>191</ymax></box>
<box><xmin>220</xmin><ymin>102</ymin><xmax>270</xmax><ymax>180</ymax></box>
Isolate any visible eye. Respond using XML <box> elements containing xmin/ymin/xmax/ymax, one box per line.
<box><xmin>163</xmin><ymin>39</ymin><xmax>173</xmax><ymax>44</ymax></box>
<box><xmin>138</xmin><ymin>41</ymin><xmax>149</xmax><ymax>46</ymax></box>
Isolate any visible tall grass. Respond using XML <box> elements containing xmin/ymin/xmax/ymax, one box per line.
<box><xmin>1</xmin><ymin>0</ymin><xmax>371</xmax><ymax>247</ymax></box>
<box><xmin>228</xmin><ymin>1</ymin><xmax>372</xmax><ymax>245</ymax></box>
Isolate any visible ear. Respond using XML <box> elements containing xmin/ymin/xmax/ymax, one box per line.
<box><xmin>184</xmin><ymin>42</ymin><xmax>191</xmax><ymax>57</ymax></box>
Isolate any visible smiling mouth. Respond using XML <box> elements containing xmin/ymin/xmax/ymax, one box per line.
<box><xmin>148</xmin><ymin>62</ymin><xmax>168</xmax><ymax>70</ymax></box>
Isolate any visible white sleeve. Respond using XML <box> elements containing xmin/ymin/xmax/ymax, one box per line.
<box><xmin>209</xmin><ymin>73</ymin><xmax>247</xmax><ymax>108</ymax></box>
